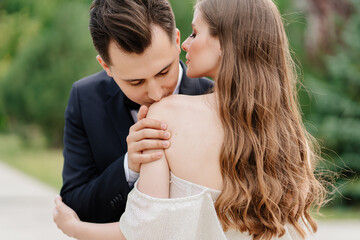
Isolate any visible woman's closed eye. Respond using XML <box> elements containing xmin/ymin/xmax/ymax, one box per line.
<box><xmin>189</xmin><ymin>32</ymin><xmax>196</xmax><ymax>38</ymax></box>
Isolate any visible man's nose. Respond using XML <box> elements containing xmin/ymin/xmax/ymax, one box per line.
<box><xmin>147</xmin><ymin>80</ymin><xmax>163</xmax><ymax>102</ymax></box>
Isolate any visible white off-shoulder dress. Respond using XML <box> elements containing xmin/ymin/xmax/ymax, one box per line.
<box><xmin>120</xmin><ymin>173</ymin><xmax>304</xmax><ymax>240</ymax></box>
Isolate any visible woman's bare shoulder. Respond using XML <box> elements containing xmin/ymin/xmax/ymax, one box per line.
<box><xmin>147</xmin><ymin>95</ymin><xmax>201</xmax><ymax>120</ymax></box>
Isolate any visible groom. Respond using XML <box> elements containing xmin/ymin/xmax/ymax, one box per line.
<box><xmin>60</xmin><ymin>0</ymin><xmax>213</xmax><ymax>223</ymax></box>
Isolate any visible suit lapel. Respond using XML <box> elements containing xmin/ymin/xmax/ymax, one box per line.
<box><xmin>104</xmin><ymin>81</ymin><xmax>134</xmax><ymax>153</ymax></box>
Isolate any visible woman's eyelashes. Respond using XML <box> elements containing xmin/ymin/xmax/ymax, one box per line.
<box><xmin>189</xmin><ymin>32</ymin><xmax>196</xmax><ymax>38</ymax></box>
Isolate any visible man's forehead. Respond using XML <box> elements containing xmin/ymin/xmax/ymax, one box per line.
<box><xmin>121</xmin><ymin>61</ymin><xmax>174</xmax><ymax>81</ymax></box>
<box><xmin>107</xmin><ymin>26</ymin><xmax>179</xmax><ymax>80</ymax></box>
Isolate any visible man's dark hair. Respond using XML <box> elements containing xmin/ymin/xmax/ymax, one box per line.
<box><xmin>89</xmin><ymin>0</ymin><xmax>176</xmax><ymax>64</ymax></box>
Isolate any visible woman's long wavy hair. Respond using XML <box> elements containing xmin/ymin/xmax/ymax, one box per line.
<box><xmin>196</xmin><ymin>0</ymin><xmax>326</xmax><ymax>239</ymax></box>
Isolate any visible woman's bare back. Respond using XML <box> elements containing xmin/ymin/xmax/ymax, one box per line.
<box><xmin>148</xmin><ymin>93</ymin><xmax>224</xmax><ymax>191</ymax></box>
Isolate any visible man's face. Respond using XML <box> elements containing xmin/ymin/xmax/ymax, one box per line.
<box><xmin>98</xmin><ymin>25</ymin><xmax>181</xmax><ymax>107</ymax></box>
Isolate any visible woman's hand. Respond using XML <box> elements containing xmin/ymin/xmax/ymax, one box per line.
<box><xmin>53</xmin><ymin>195</ymin><xmax>81</xmax><ymax>238</ymax></box>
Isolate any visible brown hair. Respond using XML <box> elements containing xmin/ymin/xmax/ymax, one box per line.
<box><xmin>89</xmin><ymin>0</ymin><xmax>175</xmax><ymax>64</ymax></box>
<box><xmin>196</xmin><ymin>0</ymin><xmax>326</xmax><ymax>239</ymax></box>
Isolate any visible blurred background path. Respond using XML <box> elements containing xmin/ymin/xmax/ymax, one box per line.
<box><xmin>0</xmin><ymin>161</ymin><xmax>72</xmax><ymax>240</ymax></box>
<box><xmin>309</xmin><ymin>220</ymin><xmax>360</xmax><ymax>240</ymax></box>
<box><xmin>0</xmin><ymin>161</ymin><xmax>359</xmax><ymax>240</ymax></box>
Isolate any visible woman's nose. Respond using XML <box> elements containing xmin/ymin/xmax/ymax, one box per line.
<box><xmin>181</xmin><ymin>38</ymin><xmax>189</xmax><ymax>52</ymax></box>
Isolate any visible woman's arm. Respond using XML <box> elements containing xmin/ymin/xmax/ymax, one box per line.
<box><xmin>53</xmin><ymin>196</ymin><xmax>126</xmax><ymax>240</ymax></box>
<box><xmin>72</xmin><ymin>222</ymin><xmax>125</xmax><ymax>240</ymax></box>
<box><xmin>137</xmin><ymin>149</ymin><xmax>170</xmax><ymax>198</ymax></box>
<box><xmin>137</xmin><ymin>104</ymin><xmax>170</xmax><ymax>198</ymax></box>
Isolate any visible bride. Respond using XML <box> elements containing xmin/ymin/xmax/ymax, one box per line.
<box><xmin>53</xmin><ymin>0</ymin><xmax>326</xmax><ymax>239</ymax></box>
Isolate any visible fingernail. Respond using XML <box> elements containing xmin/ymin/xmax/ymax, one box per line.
<box><xmin>157</xmin><ymin>152</ymin><xmax>163</xmax><ymax>158</ymax></box>
<box><xmin>163</xmin><ymin>141</ymin><xmax>169</xmax><ymax>147</ymax></box>
<box><xmin>161</xmin><ymin>123</ymin><xmax>167</xmax><ymax>129</ymax></box>
<box><xmin>164</xmin><ymin>132</ymin><xmax>170</xmax><ymax>138</ymax></box>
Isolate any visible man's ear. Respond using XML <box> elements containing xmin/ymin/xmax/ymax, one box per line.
<box><xmin>175</xmin><ymin>28</ymin><xmax>181</xmax><ymax>54</ymax></box>
<box><xmin>96</xmin><ymin>55</ymin><xmax>112</xmax><ymax>77</ymax></box>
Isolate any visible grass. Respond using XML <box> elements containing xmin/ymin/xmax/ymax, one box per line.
<box><xmin>0</xmin><ymin>133</ymin><xmax>63</xmax><ymax>190</ymax></box>
<box><xmin>0</xmin><ymin>133</ymin><xmax>359</xmax><ymax>220</ymax></box>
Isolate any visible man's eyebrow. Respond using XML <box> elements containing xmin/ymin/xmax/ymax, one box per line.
<box><xmin>156</xmin><ymin>62</ymin><xmax>172</xmax><ymax>75</ymax></box>
<box><xmin>122</xmin><ymin>62</ymin><xmax>173</xmax><ymax>82</ymax></box>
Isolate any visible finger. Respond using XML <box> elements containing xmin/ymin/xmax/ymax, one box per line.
<box><xmin>137</xmin><ymin>105</ymin><xmax>148</xmax><ymax>121</ymax></box>
<box><xmin>133</xmin><ymin>151</ymin><xmax>164</xmax><ymax>164</ymax></box>
<box><xmin>54</xmin><ymin>196</ymin><xmax>61</xmax><ymax>206</ymax></box>
<box><xmin>134</xmin><ymin>140</ymin><xmax>170</xmax><ymax>152</ymax></box>
<box><xmin>53</xmin><ymin>206</ymin><xmax>62</xmax><ymax>223</ymax></box>
<box><xmin>131</xmin><ymin>129</ymin><xmax>171</xmax><ymax>142</ymax></box>
<box><xmin>55</xmin><ymin>196</ymin><xmax>67</xmax><ymax>208</ymax></box>
<box><xmin>130</xmin><ymin>118</ymin><xmax>167</xmax><ymax>132</ymax></box>
<box><xmin>133</xmin><ymin>139</ymin><xmax>171</xmax><ymax>152</ymax></box>
<box><xmin>54</xmin><ymin>195</ymin><xmax>62</xmax><ymax>204</ymax></box>
<box><xmin>53</xmin><ymin>208</ymin><xmax>59</xmax><ymax>218</ymax></box>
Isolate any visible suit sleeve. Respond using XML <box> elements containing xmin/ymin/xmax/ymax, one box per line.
<box><xmin>60</xmin><ymin>83</ymin><xmax>130</xmax><ymax>223</ymax></box>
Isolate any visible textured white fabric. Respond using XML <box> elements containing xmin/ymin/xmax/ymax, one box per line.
<box><xmin>119</xmin><ymin>173</ymin><xmax>303</xmax><ymax>240</ymax></box>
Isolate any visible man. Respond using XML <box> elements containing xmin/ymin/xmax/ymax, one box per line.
<box><xmin>60</xmin><ymin>0</ymin><xmax>213</xmax><ymax>223</ymax></box>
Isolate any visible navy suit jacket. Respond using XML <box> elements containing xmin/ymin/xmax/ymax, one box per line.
<box><xmin>60</xmin><ymin>61</ymin><xmax>213</xmax><ymax>223</ymax></box>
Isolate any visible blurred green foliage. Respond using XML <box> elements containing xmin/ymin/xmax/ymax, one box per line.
<box><xmin>0</xmin><ymin>0</ymin><xmax>100</xmax><ymax>146</ymax></box>
<box><xmin>0</xmin><ymin>0</ymin><xmax>359</xmax><ymax>208</ymax></box>
<box><xmin>303</xmin><ymin>0</ymin><xmax>360</xmax><ymax>207</ymax></box>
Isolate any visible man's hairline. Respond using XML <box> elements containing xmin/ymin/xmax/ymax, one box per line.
<box><xmin>104</xmin><ymin>24</ymin><xmax>178</xmax><ymax>67</ymax></box>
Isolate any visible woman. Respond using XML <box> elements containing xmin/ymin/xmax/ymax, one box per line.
<box><xmin>53</xmin><ymin>0</ymin><xmax>326</xmax><ymax>239</ymax></box>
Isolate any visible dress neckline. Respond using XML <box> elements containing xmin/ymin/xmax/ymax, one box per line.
<box><xmin>170</xmin><ymin>172</ymin><xmax>222</xmax><ymax>194</ymax></box>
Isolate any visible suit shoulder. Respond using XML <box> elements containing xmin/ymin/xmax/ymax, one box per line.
<box><xmin>74</xmin><ymin>71</ymin><xmax>111</xmax><ymax>89</ymax></box>
<box><xmin>197</xmin><ymin>77</ymin><xmax>214</xmax><ymax>86</ymax></box>
<box><xmin>194</xmin><ymin>77</ymin><xmax>214</xmax><ymax>95</ymax></box>
<box><xmin>71</xmin><ymin>70</ymin><xmax>118</xmax><ymax>98</ymax></box>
